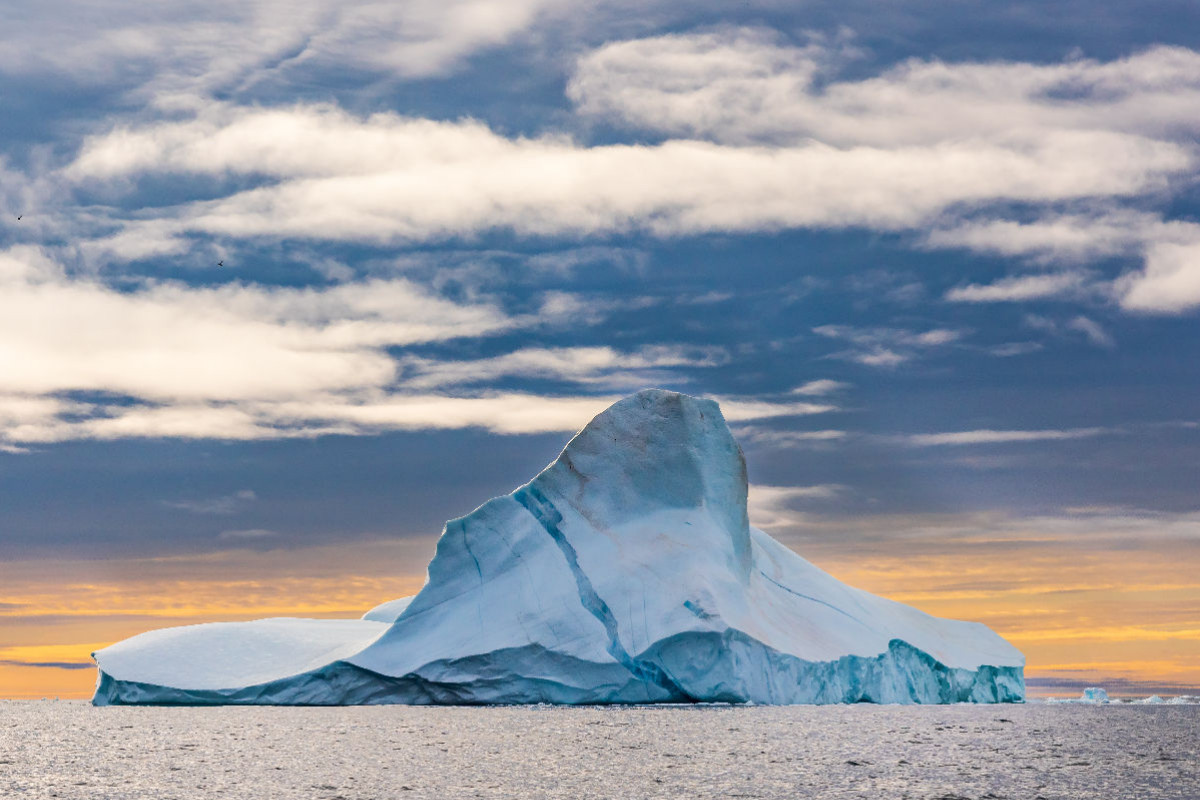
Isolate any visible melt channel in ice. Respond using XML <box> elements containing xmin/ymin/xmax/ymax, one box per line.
<box><xmin>92</xmin><ymin>389</ymin><xmax>1025</xmax><ymax>706</ymax></box>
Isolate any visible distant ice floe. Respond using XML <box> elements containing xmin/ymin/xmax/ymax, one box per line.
<box><xmin>1046</xmin><ymin>687</ymin><xmax>1200</xmax><ymax>705</ymax></box>
<box><xmin>93</xmin><ymin>390</ymin><xmax>1025</xmax><ymax>706</ymax></box>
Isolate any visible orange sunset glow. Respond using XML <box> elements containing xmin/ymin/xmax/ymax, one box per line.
<box><xmin>5</xmin><ymin>525</ymin><xmax>1197</xmax><ymax>699</ymax></box>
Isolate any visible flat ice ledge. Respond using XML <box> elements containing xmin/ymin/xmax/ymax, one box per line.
<box><xmin>93</xmin><ymin>618</ymin><xmax>388</xmax><ymax>693</ymax></box>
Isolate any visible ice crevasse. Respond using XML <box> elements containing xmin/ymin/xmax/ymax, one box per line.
<box><xmin>93</xmin><ymin>389</ymin><xmax>1025</xmax><ymax>705</ymax></box>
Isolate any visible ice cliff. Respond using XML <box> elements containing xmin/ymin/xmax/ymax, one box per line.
<box><xmin>93</xmin><ymin>389</ymin><xmax>1025</xmax><ymax>705</ymax></box>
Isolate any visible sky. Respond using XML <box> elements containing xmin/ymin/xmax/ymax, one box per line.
<box><xmin>1</xmin><ymin>0</ymin><xmax>1199</xmax><ymax>699</ymax></box>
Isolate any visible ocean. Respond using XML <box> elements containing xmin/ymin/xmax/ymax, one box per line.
<box><xmin>2</xmin><ymin>701</ymin><xmax>1197</xmax><ymax>799</ymax></box>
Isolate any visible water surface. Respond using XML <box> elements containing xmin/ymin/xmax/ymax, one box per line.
<box><xmin>2</xmin><ymin>701</ymin><xmax>1196</xmax><ymax>799</ymax></box>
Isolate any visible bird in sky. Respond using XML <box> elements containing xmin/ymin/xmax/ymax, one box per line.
<box><xmin>16</xmin><ymin>215</ymin><xmax>21</xmax><ymax>221</ymax></box>
<box><xmin>217</xmin><ymin>260</ymin><xmax>224</xmax><ymax>267</ymax></box>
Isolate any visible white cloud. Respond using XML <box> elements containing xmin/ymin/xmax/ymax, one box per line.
<box><xmin>1118</xmin><ymin>240</ymin><xmax>1200</xmax><ymax>313</ymax></box>
<box><xmin>23</xmin><ymin>27</ymin><xmax>1200</xmax><ymax>313</ymax></box>
<box><xmin>1017</xmin><ymin>312</ymin><xmax>1117</xmax><ymax>348</ymax></box>
<box><xmin>925</xmin><ymin>213</ymin><xmax>1200</xmax><ymax>310</ymax></box>
<box><xmin>0</xmin><ymin>0</ymin><xmax>565</xmax><ymax>94</ymax></box>
<box><xmin>791</xmin><ymin>379</ymin><xmax>849</xmax><ymax>396</ymax></box>
<box><xmin>813</xmin><ymin>324</ymin><xmax>963</xmax><ymax>367</ymax></box>
<box><xmin>748</xmin><ymin>483</ymin><xmax>844</xmax><ymax>529</ymax></box>
<box><xmin>570</xmin><ymin>33</ymin><xmax>1200</xmax><ymax>147</ymax></box>
<box><xmin>0</xmin><ymin>248</ymin><xmax>511</xmax><ymax>404</ymax></box>
<box><xmin>1022</xmin><ymin>314</ymin><xmax>1061</xmax><ymax>335</ymax></box>
<box><xmin>218</xmin><ymin>528</ymin><xmax>279</xmax><ymax>540</ymax></box>
<box><xmin>912</xmin><ymin>329</ymin><xmax>960</xmax><ymax>346</ymax></box>
<box><xmin>569</xmin><ymin>28</ymin><xmax>834</xmax><ymax>144</ymax></box>
<box><xmin>946</xmin><ymin>272</ymin><xmax>1090</xmax><ymax>303</ymax></box>
<box><xmin>762</xmin><ymin>507</ymin><xmax>1200</xmax><ymax>562</ymax></box>
<box><xmin>61</xmin><ymin>102</ymin><xmax>1189</xmax><ymax>250</ymax></box>
<box><xmin>397</xmin><ymin>345</ymin><xmax>729</xmax><ymax>390</ymax></box>
<box><xmin>0</xmin><ymin>247</ymin><xmax>544</xmax><ymax>445</ymax></box>
<box><xmin>165</xmin><ymin>489</ymin><xmax>257</xmax><ymax>515</ymax></box>
<box><xmin>735</xmin><ymin>426</ymin><xmax>846</xmax><ymax>447</ymax></box>
<box><xmin>988</xmin><ymin>342</ymin><xmax>1043</xmax><ymax>358</ymax></box>
<box><xmin>1065</xmin><ymin>316</ymin><xmax>1115</xmax><ymax>348</ymax></box>
<box><xmin>0</xmin><ymin>247</ymin><xmax>839</xmax><ymax>446</ymax></box>
<box><xmin>715</xmin><ymin>399</ymin><xmax>836</xmax><ymax>421</ymax></box>
<box><xmin>569</xmin><ymin>31</ymin><xmax>1200</xmax><ymax>314</ymax></box>
<box><xmin>852</xmin><ymin>349</ymin><xmax>908</xmax><ymax>368</ymax></box>
<box><xmin>925</xmin><ymin>211</ymin><xmax>1157</xmax><ymax>261</ymax></box>
<box><xmin>902</xmin><ymin>428</ymin><xmax>1108</xmax><ymax>446</ymax></box>
<box><xmin>0</xmin><ymin>391</ymin><xmax>837</xmax><ymax>445</ymax></box>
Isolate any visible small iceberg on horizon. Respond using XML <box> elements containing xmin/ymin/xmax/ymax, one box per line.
<box><xmin>1046</xmin><ymin>687</ymin><xmax>1110</xmax><ymax>704</ymax></box>
<box><xmin>1045</xmin><ymin>688</ymin><xmax>1200</xmax><ymax>705</ymax></box>
<box><xmin>92</xmin><ymin>389</ymin><xmax>1025</xmax><ymax>706</ymax></box>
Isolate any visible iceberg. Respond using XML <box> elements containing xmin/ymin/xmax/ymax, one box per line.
<box><xmin>93</xmin><ymin>389</ymin><xmax>1024</xmax><ymax>705</ymax></box>
<box><xmin>1048</xmin><ymin>686</ymin><xmax>1111</xmax><ymax>704</ymax></box>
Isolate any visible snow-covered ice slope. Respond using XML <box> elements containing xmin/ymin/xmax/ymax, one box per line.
<box><xmin>361</xmin><ymin>596</ymin><xmax>413</xmax><ymax>623</ymax></box>
<box><xmin>93</xmin><ymin>389</ymin><xmax>1024</xmax><ymax>705</ymax></box>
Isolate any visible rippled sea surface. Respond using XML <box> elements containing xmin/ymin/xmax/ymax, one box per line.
<box><xmin>2</xmin><ymin>701</ymin><xmax>1197</xmax><ymax>799</ymax></box>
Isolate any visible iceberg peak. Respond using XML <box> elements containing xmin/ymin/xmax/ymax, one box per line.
<box><xmin>534</xmin><ymin>388</ymin><xmax>752</xmax><ymax>579</ymax></box>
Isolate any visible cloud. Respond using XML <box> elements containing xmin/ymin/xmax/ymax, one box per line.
<box><xmin>60</xmin><ymin>101</ymin><xmax>1188</xmax><ymax>250</ymax></box>
<box><xmin>0</xmin><ymin>659</ymin><xmax>93</xmax><ymax>670</ymax></box>
<box><xmin>714</xmin><ymin>398</ymin><xmax>836</xmax><ymax>421</ymax></box>
<box><xmin>218</xmin><ymin>528</ymin><xmax>279</xmax><ymax>540</ymax></box>
<box><xmin>748</xmin><ymin>483</ymin><xmax>844</xmax><ymax>529</ymax></box>
<box><xmin>912</xmin><ymin>329</ymin><xmax>959</xmax><ymax>346</ymax></box>
<box><xmin>790</xmin><ymin>379</ymin><xmax>849</xmax><ymax>396</ymax></box>
<box><xmin>0</xmin><ymin>389</ymin><xmax>834</xmax><ymax>447</ymax></box>
<box><xmin>0</xmin><ymin>246</ymin><xmax>840</xmax><ymax>446</ymax></box>
<box><xmin>12</xmin><ymin>26</ymin><xmax>1200</xmax><ymax>313</ymax></box>
<box><xmin>570</xmin><ymin>32</ymin><xmax>1200</xmax><ymax>148</ymax></box>
<box><xmin>901</xmin><ymin>427</ymin><xmax>1109</xmax><ymax>446</ymax></box>
<box><xmin>28</xmin><ymin>34</ymin><xmax>1200</xmax><ymax>313</ymax></box>
<box><xmin>769</xmin><ymin>507</ymin><xmax>1200</xmax><ymax>558</ymax></box>
<box><xmin>988</xmin><ymin>342</ymin><xmax>1044</xmax><ymax>357</ymax></box>
<box><xmin>1065</xmin><ymin>315</ymin><xmax>1115</xmax><ymax>348</ymax></box>
<box><xmin>852</xmin><ymin>349</ymin><xmax>907</xmax><ymax>368</ymax></box>
<box><xmin>569</xmin><ymin>31</ymin><xmax>1200</xmax><ymax>314</ymax></box>
<box><xmin>1119</xmin><ymin>240</ymin><xmax>1200</xmax><ymax>313</ymax></box>
<box><xmin>844</xmin><ymin>269</ymin><xmax>927</xmax><ymax>306</ymax></box>
<box><xmin>0</xmin><ymin>0</ymin><xmax>566</xmax><ymax>93</ymax></box>
<box><xmin>925</xmin><ymin>211</ymin><xmax>1159</xmax><ymax>261</ymax></box>
<box><xmin>397</xmin><ymin>345</ymin><xmax>729</xmax><ymax>390</ymax></box>
<box><xmin>928</xmin><ymin>212</ymin><xmax>1200</xmax><ymax>315</ymax></box>
<box><xmin>165</xmin><ymin>490</ymin><xmax>257</xmax><ymax>515</ymax></box>
<box><xmin>945</xmin><ymin>272</ymin><xmax>1090</xmax><ymax>303</ymax></box>
<box><xmin>1020</xmin><ymin>313</ymin><xmax>1117</xmax><ymax>348</ymax></box>
<box><xmin>0</xmin><ymin>248</ymin><xmax>514</xmax><ymax>404</ymax></box>
<box><xmin>734</xmin><ymin>426</ymin><xmax>847</xmax><ymax>448</ymax></box>
<box><xmin>813</xmin><ymin>324</ymin><xmax>963</xmax><ymax>367</ymax></box>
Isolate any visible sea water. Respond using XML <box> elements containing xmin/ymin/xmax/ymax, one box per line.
<box><xmin>2</xmin><ymin>701</ymin><xmax>1196</xmax><ymax>799</ymax></box>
